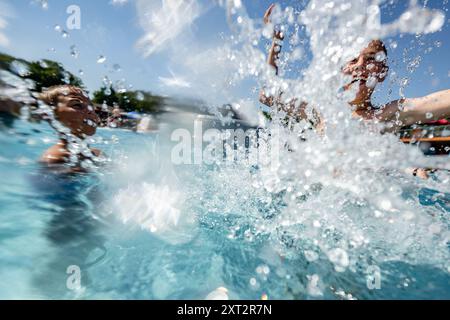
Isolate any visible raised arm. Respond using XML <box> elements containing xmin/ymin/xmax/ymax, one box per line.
<box><xmin>264</xmin><ymin>4</ymin><xmax>284</xmax><ymax>75</ymax></box>
<box><xmin>258</xmin><ymin>4</ymin><xmax>325</xmax><ymax>132</ymax></box>
<box><xmin>259</xmin><ymin>4</ymin><xmax>284</xmax><ymax>107</ymax></box>
<box><xmin>381</xmin><ymin>89</ymin><xmax>450</xmax><ymax>128</ymax></box>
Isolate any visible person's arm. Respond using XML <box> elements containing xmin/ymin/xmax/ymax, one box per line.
<box><xmin>258</xmin><ymin>4</ymin><xmax>325</xmax><ymax>133</ymax></box>
<box><xmin>259</xmin><ymin>88</ymin><xmax>277</xmax><ymax>107</ymax></box>
<box><xmin>381</xmin><ymin>89</ymin><xmax>450</xmax><ymax>128</ymax></box>
<box><xmin>259</xmin><ymin>4</ymin><xmax>284</xmax><ymax>107</ymax></box>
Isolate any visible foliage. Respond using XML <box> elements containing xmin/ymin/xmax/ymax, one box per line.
<box><xmin>92</xmin><ymin>86</ymin><xmax>164</xmax><ymax>113</ymax></box>
<box><xmin>0</xmin><ymin>52</ymin><xmax>84</xmax><ymax>91</ymax></box>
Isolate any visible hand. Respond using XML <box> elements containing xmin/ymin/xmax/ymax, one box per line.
<box><xmin>263</xmin><ymin>3</ymin><xmax>284</xmax><ymax>40</ymax></box>
<box><xmin>263</xmin><ymin>4</ymin><xmax>276</xmax><ymax>25</ymax></box>
<box><xmin>406</xmin><ymin>167</ymin><xmax>430</xmax><ymax>179</ymax></box>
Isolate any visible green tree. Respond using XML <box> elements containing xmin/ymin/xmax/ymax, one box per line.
<box><xmin>92</xmin><ymin>86</ymin><xmax>164</xmax><ymax>113</ymax></box>
<box><xmin>92</xmin><ymin>86</ymin><xmax>119</xmax><ymax>107</ymax></box>
<box><xmin>0</xmin><ymin>52</ymin><xmax>84</xmax><ymax>91</ymax></box>
<box><xmin>27</xmin><ymin>60</ymin><xmax>83</xmax><ymax>91</ymax></box>
<box><xmin>0</xmin><ymin>53</ymin><xmax>16</xmax><ymax>70</ymax></box>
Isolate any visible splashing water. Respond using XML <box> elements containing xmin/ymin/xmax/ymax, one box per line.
<box><xmin>105</xmin><ymin>0</ymin><xmax>450</xmax><ymax>298</ymax></box>
<box><xmin>0</xmin><ymin>66</ymin><xmax>106</xmax><ymax>171</ymax></box>
<box><xmin>136</xmin><ymin>0</ymin><xmax>202</xmax><ymax>57</ymax></box>
<box><xmin>1</xmin><ymin>0</ymin><xmax>449</xmax><ymax>299</ymax></box>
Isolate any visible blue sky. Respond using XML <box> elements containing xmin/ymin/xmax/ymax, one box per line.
<box><xmin>0</xmin><ymin>0</ymin><xmax>449</xmax><ymax>106</ymax></box>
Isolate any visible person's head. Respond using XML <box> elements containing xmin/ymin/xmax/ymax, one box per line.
<box><xmin>342</xmin><ymin>40</ymin><xmax>389</xmax><ymax>107</ymax></box>
<box><xmin>40</xmin><ymin>85</ymin><xmax>99</xmax><ymax>138</ymax></box>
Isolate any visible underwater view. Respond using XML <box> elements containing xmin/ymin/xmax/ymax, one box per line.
<box><xmin>0</xmin><ymin>0</ymin><xmax>449</xmax><ymax>301</ymax></box>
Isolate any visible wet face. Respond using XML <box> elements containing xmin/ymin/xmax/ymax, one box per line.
<box><xmin>54</xmin><ymin>92</ymin><xmax>100</xmax><ymax>138</ymax></box>
<box><xmin>342</xmin><ymin>41</ymin><xmax>389</xmax><ymax>106</ymax></box>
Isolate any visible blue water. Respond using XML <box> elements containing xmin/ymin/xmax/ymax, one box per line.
<box><xmin>0</xmin><ymin>113</ymin><xmax>449</xmax><ymax>300</ymax></box>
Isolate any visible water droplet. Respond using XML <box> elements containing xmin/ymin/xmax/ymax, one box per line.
<box><xmin>366</xmin><ymin>76</ymin><xmax>378</xmax><ymax>88</ymax></box>
<box><xmin>400</xmin><ymin>78</ymin><xmax>409</xmax><ymax>87</ymax></box>
<box><xmin>380</xmin><ymin>199</ymin><xmax>392</xmax><ymax>211</ymax></box>
<box><xmin>375</xmin><ymin>51</ymin><xmax>386</xmax><ymax>62</ymax></box>
<box><xmin>62</xmin><ymin>72</ymin><xmax>70</xmax><ymax>84</ymax></box>
<box><xmin>97</xmin><ymin>55</ymin><xmax>107</xmax><ymax>64</ymax></box>
<box><xmin>10</xmin><ymin>60</ymin><xmax>30</xmax><ymax>77</ymax></box>
<box><xmin>327</xmin><ymin>248</ymin><xmax>349</xmax><ymax>272</ymax></box>
<box><xmin>425</xmin><ymin>112</ymin><xmax>433</xmax><ymax>119</ymax></box>
<box><xmin>70</xmin><ymin>45</ymin><xmax>79</xmax><ymax>58</ymax></box>
<box><xmin>407</xmin><ymin>56</ymin><xmax>421</xmax><ymax>73</ymax></box>
<box><xmin>304</xmin><ymin>250</ymin><xmax>319</xmax><ymax>262</ymax></box>
<box><xmin>136</xmin><ymin>91</ymin><xmax>144</xmax><ymax>101</ymax></box>
<box><xmin>39</xmin><ymin>60</ymin><xmax>48</xmax><ymax>68</ymax></box>
<box><xmin>114</xmin><ymin>79</ymin><xmax>127</xmax><ymax>93</ymax></box>
<box><xmin>40</xmin><ymin>0</ymin><xmax>48</xmax><ymax>10</ymax></box>
<box><xmin>307</xmin><ymin>274</ymin><xmax>323</xmax><ymax>297</ymax></box>
<box><xmin>292</xmin><ymin>48</ymin><xmax>306</xmax><ymax>63</ymax></box>
<box><xmin>102</xmin><ymin>76</ymin><xmax>112</xmax><ymax>87</ymax></box>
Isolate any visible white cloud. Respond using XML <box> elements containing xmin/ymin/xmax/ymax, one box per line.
<box><xmin>0</xmin><ymin>1</ymin><xmax>12</xmax><ymax>47</ymax></box>
<box><xmin>159</xmin><ymin>73</ymin><xmax>191</xmax><ymax>88</ymax></box>
<box><xmin>134</xmin><ymin>0</ymin><xmax>262</xmax><ymax>107</ymax></box>
<box><xmin>0</xmin><ymin>18</ymin><xmax>9</xmax><ymax>47</ymax></box>
<box><xmin>135</xmin><ymin>0</ymin><xmax>202</xmax><ymax>57</ymax></box>
<box><xmin>110</xmin><ymin>0</ymin><xmax>129</xmax><ymax>7</ymax></box>
<box><xmin>159</xmin><ymin>44</ymin><xmax>250</xmax><ymax>106</ymax></box>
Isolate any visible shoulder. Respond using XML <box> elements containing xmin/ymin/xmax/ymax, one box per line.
<box><xmin>40</xmin><ymin>144</ymin><xmax>70</xmax><ymax>164</ymax></box>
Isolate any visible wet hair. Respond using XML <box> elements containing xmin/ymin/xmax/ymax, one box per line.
<box><xmin>39</xmin><ymin>85</ymin><xmax>87</xmax><ymax>107</ymax></box>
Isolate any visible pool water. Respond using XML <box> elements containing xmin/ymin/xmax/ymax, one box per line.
<box><xmin>0</xmin><ymin>113</ymin><xmax>449</xmax><ymax>300</ymax></box>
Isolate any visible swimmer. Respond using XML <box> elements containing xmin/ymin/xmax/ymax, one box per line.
<box><xmin>260</xmin><ymin>4</ymin><xmax>450</xmax><ymax>130</ymax></box>
<box><xmin>38</xmin><ymin>85</ymin><xmax>101</xmax><ymax>166</ymax></box>
<box><xmin>260</xmin><ymin>3</ymin><xmax>450</xmax><ymax>177</ymax></box>
<box><xmin>260</xmin><ymin>6</ymin><xmax>324</xmax><ymax>132</ymax></box>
